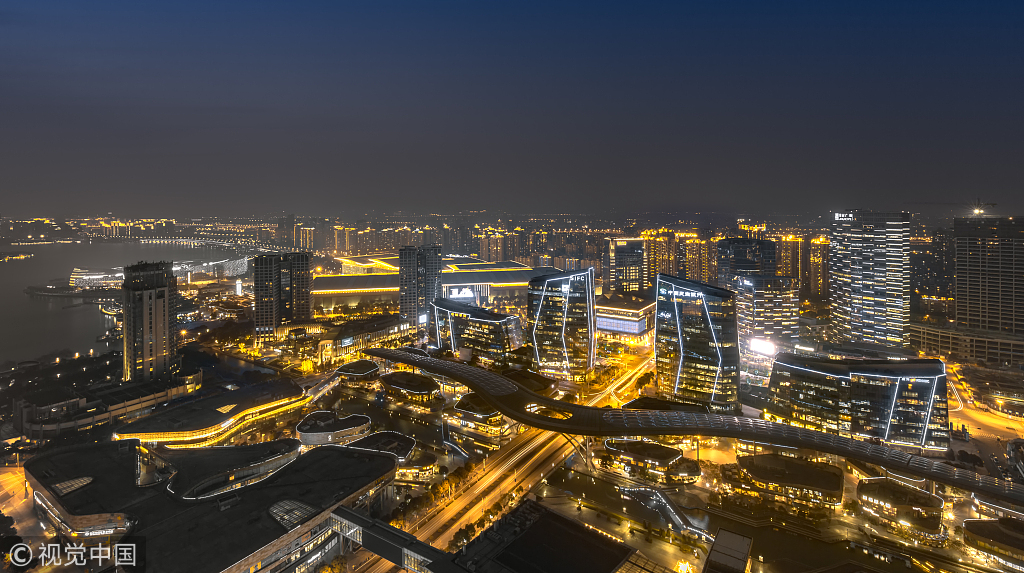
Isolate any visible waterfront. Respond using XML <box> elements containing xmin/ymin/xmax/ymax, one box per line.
<box><xmin>0</xmin><ymin>240</ymin><xmax>238</xmax><ymax>366</ymax></box>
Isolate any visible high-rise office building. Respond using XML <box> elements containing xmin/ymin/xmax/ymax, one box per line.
<box><xmin>430</xmin><ymin>298</ymin><xmax>524</xmax><ymax>368</ymax></box>
<box><xmin>954</xmin><ymin>217</ymin><xmax>1024</xmax><ymax>336</ymax></box>
<box><xmin>830</xmin><ymin>211</ymin><xmax>910</xmax><ymax>347</ymax></box>
<box><xmin>399</xmin><ymin>244</ymin><xmax>442</xmax><ymax>328</ymax></box>
<box><xmin>681</xmin><ymin>238</ymin><xmax>718</xmax><ymax>285</ymax></box>
<box><xmin>716</xmin><ymin>238</ymin><xmax>776</xmax><ymax>287</ymax></box>
<box><xmin>276</xmin><ymin>214</ymin><xmax>296</xmax><ymax>247</ymax></box>
<box><xmin>122</xmin><ymin>261</ymin><xmax>177</xmax><ymax>382</ymax></box>
<box><xmin>806</xmin><ymin>235</ymin><xmax>830</xmax><ymax>300</ymax></box>
<box><xmin>297</xmin><ymin>227</ymin><xmax>316</xmax><ymax>251</ymax></box>
<box><xmin>528</xmin><ymin>268</ymin><xmax>596</xmax><ymax>382</ymax></box>
<box><xmin>775</xmin><ymin>235</ymin><xmax>804</xmax><ymax>281</ymax></box>
<box><xmin>654</xmin><ymin>274</ymin><xmax>739</xmax><ymax>413</ymax></box>
<box><xmin>603</xmin><ymin>238</ymin><xmax>647</xmax><ymax>294</ymax></box>
<box><xmin>730</xmin><ymin>275</ymin><xmax>799</xmax><ymax>385</ymax></box>
<box><xmin>643</xmin><ymin>230</ymin><xmax>678</xmax><ymax>282</ymax></box>
<box><xmin>765</xmin><ymin>354</ymin><xmax>949</xmax><ymax>453</ymax></box>
<box><xmin>253</xmin><ymin>252</ymin><xmax>312</xmax><ymax>345</ymax></box>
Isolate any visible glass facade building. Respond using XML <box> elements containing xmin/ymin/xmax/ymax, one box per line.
<box><xmin>528</xmin><ymin>268</ymin><xmax>596</xmax><ymax>382</ymax></box>
<box><xmin>603</xmin><ymin>238</ymin><xmax>647</xmax><ymax>294</ymax></box>
<box><xmin>765</xmin><ymin>353</ymin><xmax>949</xmax><ymax>453</ymax></box>
<box><xmin>430</xmin><ymin>298</ymin><xmax>524</xmax><ymax>368</ymax></box>
<box><xmin>729</xmin><ymin>274</ymin><xmax>799</xmax><ymax>386</ymax></box>
<box><xmin>830</xmin><ymin>211</ymin><xmax>910</xmax><ymax>347</ymax></box>
<box><xmin>253</xmin><ymin>252</ymin><xmax>312</xmax><ymax>345</ymax></box>
<box><xmin>654</xmin><ymin>274</ymin><xmax>739</xmax><ymax>413</ymax></box>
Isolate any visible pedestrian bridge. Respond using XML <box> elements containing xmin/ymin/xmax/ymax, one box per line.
<box><xmin>365</xmin><ymin>347</ymin><xmax>1024</xmax><ymax>507</ymax></box>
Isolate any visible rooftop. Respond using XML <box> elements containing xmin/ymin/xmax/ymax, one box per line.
<box><xmin>455</xmin><ymin>393</ymin><xmax>500</xmax><ymax>418</ymax></box>
<box><xmin>160</xmin><ymin>439</ymin><xmax>301</xmax><ymax>498</ymax></box>
<box><xmin>323</xmin><ymin>315</ymin><xmax>406</xmax><ymax>342</ymax></box>
<box><xmin>595</xmin><ymin>294</ymin><xmax>655</xmax><ymax>312</ymax></box>
<box><xmin>432</xmin><ymin>298</ymin><xmax>515</xmax><ymax>322</ymax></box>
<box><xmin>297</xmin><ymin>411</ymin><xmax>371</xmax><ymax>434</ymax></box>
<box><xmin>704</xmin><ymin>529</ymin><xmax>752</xmax><ymax>573</ymax></box>
<box><xmin>381</xmin><ymin>371</ymin><xmax>440</xmax><ymax>395</ymax></box>
<box><xmin>858</xmin><ymin>478</ymin><xmax>943</xmax><ymax>509</ymax></box>
<box><xmin>115</xmin><ymin>379</ymin><xmax>301</xmax><ymax>436</ymax></box>
<box><xmin>737</xmin><ymin>454</ymin><xmax>844</xmax><ymax>493</ymax></box>
<box><xmin>622</xmin><ymin>397</ymin><xmax>710</xmax><ymax>414</ymax></box>
<box><xmin>603</xmin><ymin>439</ymin><xmax>682</xmax><ymax>465</ymax></box>
<box><xmin>312</xmin><ymin>265</ymin><xmax>564</xmax><ymax>294</ymax></box>
<box><xmin>964</xmin><ymin>518</ymin><xmax>1024</xmax><ymax>551</ymax></box>
<box><xmin>774</xmin><ymin>353</ymin><xmax>946</xmax><ymax>378</ymax></box>
<box><xmin>501</xmin><ymin>369</ymin><xmax>558</xmax><ymax>396</ymax></box>
<box><xmin>347</xmin><ymin>431</ymin><xmax>416</xmax><ymax>461</ymax></box>
<box><xmin>334</xmin><ymin>359</ymin><xmax>380</xmax><ymax>377</ymax></box>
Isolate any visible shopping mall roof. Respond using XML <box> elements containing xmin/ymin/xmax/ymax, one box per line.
<box><xmin>774</xmin><ymin>353</ymin><xmax>946</xmax><ymax>378</ymax></box>
<box><xmin>964</xmin><ymin>518</ymin><xmax>1024</xmax><ymax>552</ymax></box>
<box><xmin>114</xmin><ymin>379</ymin><xmax>302</xmax><ymax>436</ymax></box>
<box><xmin>603</xmin><ymin>439</ymin><xmax>682</xmax><ymax>465</ymax></box>
<box><xmin>297</xmin><ymin>411</ymin><xmax>370</xmax><ymax>435</ymax></box>
<box><xmin>381</xmin><ymin>371</ymin><xmax>440</xmax><ymax>395</ymax></box>
<box><xmin>311</xmin><ymin>273</ymin><xmax>401</xmax><ymax>294</ymax></box>
<box><xmin>311</xmin><ymin>265</ymin><xmax>563</xmax><ymax>294</ymax></box>
<box><xmin>595</xmin><ymin>294</ymin><xmax>655</xmax><ymax>312</ymax></box>
<box><xmin>858</xmin><ymin>477</ymin><xmax>943</xmax><ymax>508</ymax></box>
<box><xmin>160</xmin><ymin>439</ymin><xmax>301</xmax><ymax>498</ymax></box>
<box><xmin>335</xmin><ymin>359</ymin><xmax>380</xmax><ymax>377</ymax></box>
<box><xmin>455</xmin><ymin>393</ymin><xmax>500</xmax><ymax>418</ymax></box>
<box><xmin>737</xmin><ymin>454</ymin><xmax>844</xmax><ymax>493</ymax></box>
<box><xmin>323</xmin><ymin>315</ymin><xmax>406</xmax><ymax>342</ymax></box>
<box><xmin>347</xmin><ymin>431</ymin><xmax>416</xmax><ymax>462</ymax></box>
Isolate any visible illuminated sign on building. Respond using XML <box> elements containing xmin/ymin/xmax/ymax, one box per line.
<box><xmin>449</xmin><ymin>287</ymin><xmax>475</xmax><ymax>299</ymax></box>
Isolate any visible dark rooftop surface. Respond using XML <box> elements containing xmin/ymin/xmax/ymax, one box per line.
<box><xmin>964</xmin><ymin>518</ymin><xmax>1024</xmax><ymax>551</ymax></box>
<box><xmin>622</xmin><ymin>396</ymin><xmax>710</xmax><ymax>414</ymax></box>
<box><xmin>603</xmin><ymin>439</ymin><xmax>682</xmax><ymax>465</ymax></box>
<box><xmin>347</xmin><ymin>431</ymin><xmax>416</xmax><ymax>461</ymax></box>
<box><xmin>495</xmin><ymin>502</ymin><xmax>632</xmax><ymax>573</ymax></box>
<box><xmin>737</xmin><ymin>454</ymin><xmax>844</xmax><ymax>493</ymax></box>
<box><xmin>401</xmin><ymin>450</ymin><xmax>438</xmax><ymax>469</ymax></box>
<box><xmin>115</xmin><ymin>379</ymin><xmax>301</xmax><ymax>435</ymax></box>
<box><xmin>381</xmin><ymin>371</ymin><xmax>440</xmax><ymax>394</ymax></box>
<box><xmin>22</xmin><ymin>386</ymin><xmax>78</xmax><ymax>407</ymax></box>
<box><xmin>312</xmin><ymin>266</ymin><xmax>562</xmax><ymax>294</ymax></box>
<box><xmin>335</xmin><ymin>359</ymin><xmax>380</xmax><ymax>376</ymax></box>
<box><xmin>774</xmin><ymin>353</ymin><xmax>946</xmax><ymax>378</ymax></box>
<box><xmin>432</xmin><ymin>298</ymin><xmax>514</xmax><ymax>322</ymax></box>
<box><xmin>161</xmin><ymin>439</ymin><xmax>301</xmax><ymax>497</ymax></box>
<box><xmin>455</xmin><ymin>393</ymin><xmax>500</xmax><ymax>417</ymax></box>
<box><xmin>858</xmin><ymin>478</ymin><xmax>943</xmax><ymax>508</ymax></box>
<box><xmin>297</xmin><ymin>411</ymin><xmax>370</xmax><ymax>434</ymax></box>
<box><xmin>128</xmin><ymin>445</ymin><xmax>398</xmax><ymax>573</ymax></box>
<box><xmin>311</xmin><ymin>273</ymin><xmax>401</xmax><ymax>293</ymax></box>
<box><xmin>26</xmin><ymin>441</ymin><xmax>148</xmax><ymax>516</ymax></box>
<box><xmin>501</xmin><ymin>369</ymin><xmax>558</xmax><ymax>396</ymax></box>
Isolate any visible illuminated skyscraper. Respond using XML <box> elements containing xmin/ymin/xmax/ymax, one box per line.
<box><xmin>122</xmin><ymin>261</ymin><xmax>177</xmax><ymax>382</ymax></box>
<box><xmin>730</xmin><ymin>275</ymin><xmax>799</xmax><ymax>385</ymax></box>
<box><xmin>399</xmin><ymin>244</ymin><xmax>442</xmax><ymax>329</ymax></box>
<box><xmin>681</xmin><ymin>238</ymin><xmax>718</xmax><ymax>285</ymax></box>
<box><xmin>654</xmin><ymin>274</ymin><xmax>739</xmax><ymax>413</ymax></box>
<box><xmin>297</xmin><ymin>227</ymin><xmax>316</xmax><ymax>250</ymax></box>
<box><xmin>776</xmin><ymin>235</ymin><xmax>804</xmax><ymax>281</ymax></box>
<box><xmin>528</xmin><ymin>268</ymin><xmax>596</xmax><ymax>382</ymax></box>
<box><xmin>954</xmin><ymin>217</ymin><xmax>1024</xmax><ymax>335</ymax></box>
<box><xmin>603</xmin><ymin>238</ymin><xmax>646</xmax><ymax>294</ymax></box>
<box><xmin>253</xmin><ymin>252</ymin><xmax>312</xmax><ymax>345</ymax></box>
<box><xmin>430</xmin><ymin>298</ymin><xmax>524</xmax><ymax>368</ymax></box>
<box><xmin>643</xmin><ymin>230</ymin><xmax>678</xmax><ymax>283</ymax></box>
<box><xmin>829</xmin><ymin>211</ymin><xmax>910</xmax><ymax>347</ymax></box>
<box><xmin>806</xmin><ymin>235</ymin><xmax>830</xmax><ymax>300</ymax></box>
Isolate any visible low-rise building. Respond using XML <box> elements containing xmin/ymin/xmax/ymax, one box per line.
<box><xmin>595</xmin><ymin>294</ymin><xmax>656</xmax><ymax>346</ymax></box>
<box><xmin>24</xmin><ymin>439</ymin><xmax>397</xmax><ymax>572</ymax></box>
<box><xmin>444</xmin><ymin>393</ymin><xmax>513</xmax><ymax>452</ymax></box>
<box><xmin>380</xmin><ymin>371</ymin><xmax>444</xmax><ymax>412</ymax></box>
<box><xmin>721</xmin><ymin>454</ymin><xmax>843</xmax><ymax>510</ymax></box>
<box><xmin>601</xmin><ymin>439</ymin><xmax>701</xmax><ymax>484</ymax></box>
<box><xmin>295</xmin><ymin>411</ymin><xmax>371</xmax><ymax>449</ymax></box>
<box><xmin>857</xmin><ymin>477</ymin><xmax>947</xmax><ymax>545</ymax></box>
<box><xmin>963</xmin><ymin>517</ymin><xmax>1024</xmax><ymax>572</ymax></box>
<box><xmin>112</xmin><ymin>380</ymin><xmax>307</xmax><ymax>448</ymax></box>
<box><xmin>317</xmin><ymin>314</ymin><xmax>411</xmax><ymax>365</ymax></box>
<box><xmin>334</xmin><ymin>359</ymin><xmax>380</xmax><ymax>383</ymax></box>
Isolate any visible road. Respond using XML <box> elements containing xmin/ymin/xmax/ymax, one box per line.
<box><xmin>945</xmin><ymin>363</ymin><xmax>1024</xmax><ymax>478</ymax></box>
<box><xmin>353</xmin><ymin>354</ymin><xmax>654</xmax><ymax>573</ymax></box>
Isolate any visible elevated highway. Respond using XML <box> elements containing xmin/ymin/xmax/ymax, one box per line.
<box><xmin>365</xmin><ymin>347</ymin><xmax>1024</xmax><ymax>507</ymax></box>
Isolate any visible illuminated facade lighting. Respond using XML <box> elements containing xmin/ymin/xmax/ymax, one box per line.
<box><xmin>528</xmin><ymin>268</ymin><xmax>596</xmax><ymax>382</ymax></box>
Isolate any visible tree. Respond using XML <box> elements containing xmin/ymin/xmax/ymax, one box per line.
<box><xmin>842</xmin><ymin>499</ymin><xmax>860</xmax><ymax>514</ymax></box>
<box><xmin>635</xmin><ymin>372</ymin><xmax>655</xmax><ymax>392</ymax></box>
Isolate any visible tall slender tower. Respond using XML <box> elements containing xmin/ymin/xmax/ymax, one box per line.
<box><xmin>829</xmin><ymin>211</ymin><xmax>910</xmax><ymax>347</ymax></box>
<box><xmin>399</xmin><ymin>244</ymin><xmax>442</xmax><ymax>329</ymax></box>
<box><xmin>122</xmin><ymin>261</ymin><xmax>177</xmax><ymax>382</ymax></box>
<box><xmin>252</xmin><ymin>252</ymin><xmax>312</xmax><ymax>345</ymax></box>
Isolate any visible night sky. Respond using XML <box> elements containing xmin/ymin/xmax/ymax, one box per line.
<box><xmin>1</xmin><ymin>1</ymin><xmax>1021</xmax><ymax>218</ymax></box>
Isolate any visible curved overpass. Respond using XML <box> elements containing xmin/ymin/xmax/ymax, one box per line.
<box><xmin>365</xmin><ymin>347</ymin><xmax>1024</xmax><ymax>506</ymax></box>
